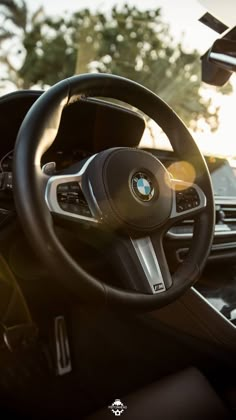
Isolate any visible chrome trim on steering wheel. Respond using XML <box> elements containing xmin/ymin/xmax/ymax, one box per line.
<box><xmin>131</xmin><ymin>237</ymin><xmax>166</xmax><ymax>294</ymax></box>
<box><xmin>45</xmin><ymin>154</ymin><xmax>100</xmax><ymax>224</ymax></box>
<box><xmin>170</xmin><ymin>179</ymin><xmax>207</xmax><ymax>219</ymax></box>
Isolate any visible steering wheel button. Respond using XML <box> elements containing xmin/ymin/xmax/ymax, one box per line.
<box><xmin>177</xmin><ymin>204</ymin><xmax>185</xmax><ymax>212</ymax></box>
<box><xmin>57</xmin><ymin>184</ymin><xmax>69</xmax><ymax>192</ymax></box>
<box><xmin>59</xmin><ymin>196</ymin><xmax>67</xmax><ymax>203</ymax></box>
<box><xmin>67</xmin><ymin>193</ymin><xmax>78</xmax><ymax>203</ymax></box>
<box><xmin>70</xmin><ymin>204</ymin><xmax>80</xmax><ymax>213</ymax></box>
<box><xmin>80</xmin><ymin>206</ymin><xmax>92</xmax><ymax>216</ymax></box>
<box><xmin>188</xmin><ymin>187</ymin><xmax>195</xmax><ymax>194</ymax></box>
<box><xmin>176</xmin><ymin>194</ymin><xmax>184</xmax><ymax>203</ymax></box>
<box><xmin>60</xmin><ymin>203</ymin><xmax>69</xmax><ymax>212</ymax></box>
<box><xmin>69</xmin><ymin>183</ymin><xmax>80</xmax><ymax>192</ymax></box>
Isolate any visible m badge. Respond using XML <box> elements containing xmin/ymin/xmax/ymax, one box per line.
<box><xmin>153</xmin><ymin>283</ymin><xmax>165</xmax><ymax>292</ymax></box>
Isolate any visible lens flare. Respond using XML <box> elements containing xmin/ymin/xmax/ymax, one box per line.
<box><xmin>167</xmin><ymin>161</ymin><xmax>196</xmax><ymax>190</ymax></box>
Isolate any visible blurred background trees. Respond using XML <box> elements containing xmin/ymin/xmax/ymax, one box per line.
<box><xmin>0</xmin><ymin>0</ymin><xmax>232</xmax><ymax>131</ymax></box>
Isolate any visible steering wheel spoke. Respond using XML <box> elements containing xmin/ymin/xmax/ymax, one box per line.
<box><xmin>114</xmin><ymin>235</ymin><xmax>172</xmax><ymax>295</ymax></box>
<box><xmin>45</xmin><ymin>155</ymin><xmax>102</xmax><ymax>226</ymax></box>
<box><xmin>45</xmin><ymin>175</ymin><xmax>98</xmax><ymax>224</ymax></box>
<box><xmin>169</xmin><ymin>179</ymin><xmax>207</xmax><ymax>223</ymax></box>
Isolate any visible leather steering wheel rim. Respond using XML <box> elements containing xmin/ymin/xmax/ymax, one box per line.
<box><xmin>13</xmin><ymin>74</ymin><xmax>215</xmax><ymax>311</ymax></box>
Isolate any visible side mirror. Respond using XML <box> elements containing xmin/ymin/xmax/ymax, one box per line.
<box><xmin>201</xmin><ymin>50</ymin><xmax>231</xmax><ymax>86</ymax></box>
<box><xmin>208</xmin><ymin>38</ymin><xmax>236</xmax><ymax>72</ymax></box>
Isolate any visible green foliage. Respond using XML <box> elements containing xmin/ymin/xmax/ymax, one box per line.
<box><xmin>0</xmin><ymin>1</ymin><xmax>233</xmax><ymax>130</ymax></box>
<box><xmin>0</xmin><ymin>0</ymin><xmax>27</xmax><ymax>31</ymax></box>
<box><xmin>19</xmin><ymin>19</ymin><xmax>76</xmax><ymax>87</ymax></box>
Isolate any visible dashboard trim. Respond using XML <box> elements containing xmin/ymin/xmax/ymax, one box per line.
<box><xmin>167</xmin><ymin>229</ymin><xmax>236</xmax><ymax>240</ymax></box>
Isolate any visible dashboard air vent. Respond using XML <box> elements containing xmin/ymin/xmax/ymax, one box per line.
<box><xmin>168</xmin><ymin>202</ymin><xmax>236</xmax><ymax>238</ymax></box>
<box><xmin>218</xmin><ymin>204</ymin><xmax>236</xmax><ymax>230</ymax></box>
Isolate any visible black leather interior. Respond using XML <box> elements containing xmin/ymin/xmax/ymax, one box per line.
<box><xmin>87</xmin><ymin>367</ymin><xmax>231</xmax><ymax>419</ymax></box>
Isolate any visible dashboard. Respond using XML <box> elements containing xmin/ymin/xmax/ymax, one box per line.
<box><xmin>0</xmin><ymin>89</ymin><xmax>236</xmax><ymax>266</ymax></box>
<box><xmin>1</xmin><ymin>142</ymin><xmax>235</xmax><ymax>196</ymax></box>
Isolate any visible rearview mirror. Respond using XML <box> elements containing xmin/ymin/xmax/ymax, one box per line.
<box><xmin>208</xmin><ymin>38</ymin><xmax>236</xmax><ymax>72</ymax></box>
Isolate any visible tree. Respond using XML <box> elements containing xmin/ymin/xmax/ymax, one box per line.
<box><xmin>0</xmin><ymin>2</ymin><xmax>232</xmax><ymax>130</ymax></box>
<box><xmin>0</xmin><ymin>0</ymin><xmax>44</xmax><ymax>88</ymax></box>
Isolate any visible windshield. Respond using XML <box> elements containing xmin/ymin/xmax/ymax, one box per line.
<box><xmin>0</xmin><ymin>0</ymin><xmax>235</xmax><ymax>158</ymax></box>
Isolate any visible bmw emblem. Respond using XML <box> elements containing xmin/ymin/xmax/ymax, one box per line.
<box><xmin>131</xmin><ymin>172</ymin><xmax>155</xmax><ymax>202</ymax></box>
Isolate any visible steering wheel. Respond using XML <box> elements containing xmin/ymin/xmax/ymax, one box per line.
<box><xmin>13</xmin><ymin>74</ymin><xmax>215</xmax><ymax>311</ymax></box>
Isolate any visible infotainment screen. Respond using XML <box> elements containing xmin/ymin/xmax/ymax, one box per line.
<box><xmin>205</xmin><ymin>157</ymin><xmax>236</xmax><ymax>197</ymax></box>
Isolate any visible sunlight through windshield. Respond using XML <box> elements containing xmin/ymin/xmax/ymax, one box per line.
<box><xmin>0</xmin><ymin>0</ymin><xmax>235</xmax><ymax>158</ymax></box>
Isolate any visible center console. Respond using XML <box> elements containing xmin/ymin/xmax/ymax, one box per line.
<box><xmin>152</xmin><ymin>286</ymin><xmax>236</xmax><ymax>356</ymax></box>
<box><xmin>196</xmin><ymin>265</ymin><xmax>236</xmax><ymax>327</ymax></box>
<box><xmin>172</xmin><ymin>156</ymin><xmax>236</xmax><ymax>328</ymax></box>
